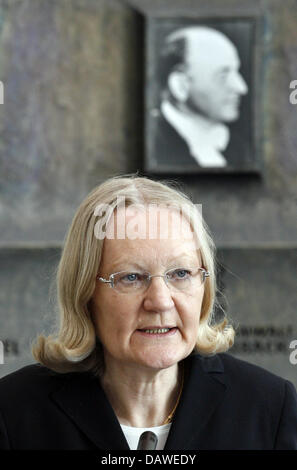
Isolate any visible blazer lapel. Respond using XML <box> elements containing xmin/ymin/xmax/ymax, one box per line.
<box><xmin>164</xmin><ymin>354</ymin><xmax>227</xmax><ymax>450</ymax></box>
<box><xmin>50</xmin><ymin>371</ymin><xmax>129</xmax><ymax>450</ymax></box>
<box><xmin>50</xmin><ymin>353</ymin><xmax>226</xmax><ymax>451</ymax></box>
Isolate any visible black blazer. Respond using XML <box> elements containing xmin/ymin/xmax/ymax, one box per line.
<box><xmin>0</xmin><ymin>353</ymin><xmax>296</xmax><ymax>450</ymax></box>
<box><xmin>150</xmin><ymin>113</ymin><xmax>248</xmax><ymax>173</ymax></box>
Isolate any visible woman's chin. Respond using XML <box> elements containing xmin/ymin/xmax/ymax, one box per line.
<box><xmin>135</xmin><ymin>349</ymin><xmax>183</xmax><ymax>370</ymax></box>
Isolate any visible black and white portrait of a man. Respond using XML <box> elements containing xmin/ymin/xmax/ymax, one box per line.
<box><xmin>145</xmin><ymin>20</ymin><xmax>255</xmax><ymax>173</ymax></box>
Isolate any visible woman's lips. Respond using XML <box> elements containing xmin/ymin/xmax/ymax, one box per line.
<box><xmin>136</xmin><ymin>327</ymin><xmax>178</xmax><ymax>338</ymax></box>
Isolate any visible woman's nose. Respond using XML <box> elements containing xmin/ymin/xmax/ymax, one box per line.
<box><xmin>143</xmin><ymin>276</ymin><xmax>175</xmax><ymax>312</ymax></box>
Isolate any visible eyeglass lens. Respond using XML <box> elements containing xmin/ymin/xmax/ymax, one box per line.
<box><xmin>112</xmin><ymin>268</ymin><xmax>205</xmax><ymax>293</ymax></box>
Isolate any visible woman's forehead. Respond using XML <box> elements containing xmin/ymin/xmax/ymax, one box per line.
<box><xmin>105</xmin><ymin>205</ymin><xmax>200</xmax><ymax>242</ymax></box>
<box><xmin>100</xmin><ymin>236</ymin><xmax>202</xmax><ymax>272</ymax></box>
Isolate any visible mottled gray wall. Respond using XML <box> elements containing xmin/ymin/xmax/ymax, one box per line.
<box><xmin>0</xmin><ymin>0</ymin><xmax>142</xmax><ymax>243</ymax></box>
<box><xmin>0</xmin><ymin>247</ymin><xmax>59</xmax><ymax>377</ymax></box>
<box><xmin>0</xmin><ymin>0</ymin><xmax>296</xmax><ymax>386</ymax></box>
<box><xmin>217</xmin><ymin>248</ymin><xmax>297</xmax><ymax>387</ymax></box>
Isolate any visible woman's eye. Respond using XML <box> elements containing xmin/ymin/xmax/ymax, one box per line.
<box><xmin>122</xmin><ymin>273</ymin><xmax>141</xmax><ymax>283</ymax></box>
<box><xmin>172</xmin><ymin>269</ymin><xmax>191</xmax><ymax>279</ymax></box>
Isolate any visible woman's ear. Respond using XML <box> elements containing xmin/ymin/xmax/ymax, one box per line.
<box><xmin>167</xmin><ymin>70</ymin><xmax>190</xmax><ymax>103</ymax></box>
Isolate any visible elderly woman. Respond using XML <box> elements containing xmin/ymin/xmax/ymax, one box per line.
<box><xmin>0</xmin><ymin>175</ymin><xmax>296</xmax><ymax>450</ymax></box>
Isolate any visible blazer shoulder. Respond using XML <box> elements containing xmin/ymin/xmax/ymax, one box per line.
<box><xmin>0</xmin><ymin>363</ymin><xmax>60</xmax><ymax>384</ymax></box>
<box><xmin>0</xmin><ymin>364</ymin><xmax>67</xmax><ymax>405</ymax></box>
<box><xmin>217</xmin><ymin>353</ymin><xmax>297</xmax><ymax>403</ymax></box>
<box><xmin>196</xmin><ymin>353</ymin><xmax>297</xmax><ymax>425</ymax></box>
<box><xmin>195</xmin><ymin>352</ymin><xmax>296</xmax><ymax>394</ymax></box>
<box><xmin>218</xmin><ymin>353</ymin><xmax>291</xmax><ymax>383</ymax></box>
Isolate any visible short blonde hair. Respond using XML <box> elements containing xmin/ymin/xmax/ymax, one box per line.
<box><xmin>32</xmin><ymin>174</ymin><xmax>234</xmax><ymax>376</ymax></box>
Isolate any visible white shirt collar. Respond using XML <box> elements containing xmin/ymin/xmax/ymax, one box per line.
<box><xmin>161</xmin><ymin>100</ymin><xmax>230</xmax><ymax>167</ymax></box>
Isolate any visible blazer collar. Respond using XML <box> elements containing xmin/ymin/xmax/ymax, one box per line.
<box><xmin>164</xmin><ymin>353</ymin><xmax>227</xmax><ymax>450</ymax></box>
<box><xmin>50</xmin><ymin>370</ymin><xmax>130</xmax><ymax>450</ymax></box>
<box><xmin>50</xmin><ymin>353</ymin><xmax>227</xmax><ymax>450</ymax></box>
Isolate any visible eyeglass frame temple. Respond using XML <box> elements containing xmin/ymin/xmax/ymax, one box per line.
<box><xmin>97</xmin><ymin>274</ymin><xmax>116</xmax><ymax>288</ymax></box>
<box><xmin>97</xmin><ymin>268</ymin><xmax>210</xmax><ymax>289</ymax></box>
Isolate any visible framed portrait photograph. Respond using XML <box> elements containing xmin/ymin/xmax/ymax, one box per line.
<box><xmin>144</xmin><ymin>17</ymin><xmax>260</xmax><ymax>174</ymax></box>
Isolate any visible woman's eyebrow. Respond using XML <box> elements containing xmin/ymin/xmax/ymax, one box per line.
<box><xmin>110</xmin><ymin>262</ymin><xmax>147</xmax><ymax>271</ymax></box>
<box><xmin>109</xmin><ymin>254</ymin><xmax>199</xmax><ymax>271</ymax></box>
<box><xmin>163</xmin><ymin>253</ymin><xmax>200</xmax><ymax>265</ymax></box>
<box><xmin>107</xmin><ymin>261</ymin><xmax>147</xmax><ymax>272</ymax></box>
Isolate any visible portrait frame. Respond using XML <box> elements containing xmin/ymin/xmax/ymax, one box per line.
<box><xmin>144</xmin><ymin>15</ymin><xmax>262</xmax><ymax>175</ymax></box>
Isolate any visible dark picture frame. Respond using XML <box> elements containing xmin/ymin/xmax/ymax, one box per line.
<box><xmin>144</xmin><ymin>17</ymin><xmax>261</xmax><ymax>174</ymax></box>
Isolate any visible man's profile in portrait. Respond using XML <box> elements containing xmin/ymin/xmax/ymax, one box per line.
<box><xmin>153</xmin><ymin>26</ymin><xmax>248</xmax><ymax>170</ymax></box>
